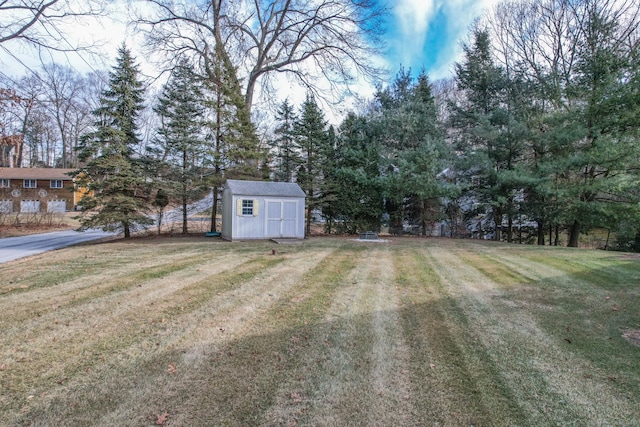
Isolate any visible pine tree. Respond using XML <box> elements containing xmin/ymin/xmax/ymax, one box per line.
<box><xmin>203</xmin><ymin>43</ymin><xmax>266</xmax><ymax>233</ymax></box>
<box><xmin>154</xmin><ymin>60</ymin><xmax>207</xmax><ymax>234</ymax></box>
<box><xmin>270</xmin><ymin>99</ymin><xmax>300</xmax><ymax>182</ymax></box>
<box><xmin>450</xmin><ymin>28</ymin><xmax>527</xmax><ymax>241</ymax></box>
<box><xmin>332</xmin><ymin>112</ymin><xmax>385</xmax><ymax>233</ymax></box>
<box><xmin>560</xmin><ymin>7</ymin><xmax>640</xmax><ymax>246</ymax></box>
<box><xmin>375</xmin><ymin>68</ymin><xmax>449</xmax><ymax>235</ymax></box>
<box><xmin>294</xmin><ymin>94</ymin><xmax>329</xmax><ymax>236</ymax></box>
<box><xmin>74</xmin><ymin>45</ymin><xmax>152</xmax><ymax>238</ymax></box>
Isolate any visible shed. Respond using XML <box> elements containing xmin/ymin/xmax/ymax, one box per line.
<box><xmin>221</xmin><ymin>179</ymin><xmax>306</xmax><ymax>241</ymax></box>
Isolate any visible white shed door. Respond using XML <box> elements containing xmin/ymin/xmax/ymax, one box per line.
<box><xmin>266</xmin><ymin>200</ymin><xmax>298</xmax><ymax>238</ymax></box>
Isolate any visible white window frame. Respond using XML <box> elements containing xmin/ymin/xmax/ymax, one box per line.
<box><xmin>0</xmin><ymin>179</ymin><xmax>9</xmax><ymax>188</ymax></box>
<box><xmin>50</xmin><ymin>180</ymin><xmax>63</xmax><ymax>189</ymax></box>
<box><xmin>23</xmin><ymin>179</ymin><xmax>37</xmax><ymax>189</ymax></box>
<box><xmin>241</xmin><ymin>199</ymin><xmax>254</xmax><ymax>216</ymax></box>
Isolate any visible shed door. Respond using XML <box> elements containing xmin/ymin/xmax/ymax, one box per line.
<box><xmin>266</xmin><ymin>200</ymin><xmax>298</xmax><ymax>238</ymax></box>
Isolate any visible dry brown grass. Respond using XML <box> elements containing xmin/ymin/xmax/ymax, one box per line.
<box><xmin>0</xmin><ymin>237</ymin><xmax>638</xmax><ymax>426</ymax></box>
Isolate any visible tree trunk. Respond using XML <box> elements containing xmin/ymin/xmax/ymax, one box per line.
<box><xmin>507</xmin><ymin>214</ymin><xmax>513</xmax><ymax>243</ymax></box>
<box><xmin>210</xmin><ymin>187</ymin><xmax>219</xmax><ymax>233</ymax></box>
<box><xmin>182</xmin><ymin>196</ymin><xmax>188</xmax><ymax>234</ymax></box>
<box><xmin>123</xmin><ymin>223</ymin><xmax>131</xmax><ymax>238</ymax></box>
<box><xmin>568</xmin><ymin>220</ymin><xmax>581</xmax><ymax>247</ymax></box>
<box><xmin>494</xmin><ymin>210</ymin><xmax>502</xmax><ymax>241</ymax></box>
<box><xmin>537</xmin><ymin>220</ymin><xmax>545</xmax><ymax>245</ymax></box>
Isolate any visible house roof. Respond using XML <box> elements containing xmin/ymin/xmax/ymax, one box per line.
<box><xmin>225</xmin><ymin>179</ymin><xmax>305</xmax><ymax>198</ymax></box>
<box><xmin>0</xmin><ymin>167</ymin><xmax>76</xmax><ymax>180</ymax></box>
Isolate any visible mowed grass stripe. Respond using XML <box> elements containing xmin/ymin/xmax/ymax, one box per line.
<box><xmin>0</xmin><ymin>251</ymin><xmax>216</xmax><ymax>330</ymax></box>
<box><xmin>39</xmin><ymin>247</ymin><xmax>334</xmax><ymax>427</ymax></box>
<box><xmin>12</xmin><ymin>245</ymin><xmax>345</xmax><ymax>426</ymax></box>
<box><xmin>426</xmin><ymin>243</ymin><xmax>639</xmax><ymax>426</ymax></box>
<box><xmin>395</xmin><ymin>247</ymin><xmax>524</xmax><ymax>426</ymax></box>
<box><xmin>455</xmin><ymin>243</ymin><xmax>537</xmax><ymax>286</ymax></box>
<box><xmin>0</xmin><ymin>250</ymin><xmax>243</xmax><ymax>360</ymax></box>
<box><xmin>3</xmin><ymin>253</ymin><xmax>283</xmax><ymax>424</ymax></box>
<box><xmin>492</xmin><ymin>249</ymin><xmax>640</xmax><ymax>409</ymax></box>
<box><xmin>363</xmin><ymin>247</ymin><xmax>414</xmax><ymax>426</ymax></box>
<box><xmin>262</xmin><ymin>246</ymin><xmax>416</xmax><ymax>426</ymax></box>
<box><xmin>0</xmin><ymin>240</ymin><xmax>211</xmax><ymax>293</ymax></box>
<box><xmin>130</xmin><ymin>246</ymin><xmax>361</xmax><ymax>427</ymax></box>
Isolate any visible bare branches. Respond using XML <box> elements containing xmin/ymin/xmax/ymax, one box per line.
<box><xmin>134</xmin><ymin>0</ymin><xmax>387</xmax><ymax>112</ymax></box>
<box><xmin>0</xmin><ymin>0</ymin><xmax>106</xmax><ymax>52</ymax></box>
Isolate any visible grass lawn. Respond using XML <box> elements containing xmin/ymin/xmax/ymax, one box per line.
<box><xmin>0</xmin><ymin>237</ymin><xmax>638</xmax><ymax>426</ymax></box>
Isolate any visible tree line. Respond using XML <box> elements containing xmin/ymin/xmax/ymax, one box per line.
<box><xmin>1</xmin><ymin>0</ymin><xmax>639</xmax><ymax>248</ymax></box>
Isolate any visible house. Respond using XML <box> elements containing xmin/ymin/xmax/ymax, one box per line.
<box><xmin>221</xmin><ymin>179</ymin><xmax>306</xmax><ymax>241</ymax></box>
<box><xmin>0</xmin><ymin>168</ymin><xmax>84</xmax><ymax>213</ymax></box>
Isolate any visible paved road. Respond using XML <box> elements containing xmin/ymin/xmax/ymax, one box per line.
<box><xmin>0</xmin><ymin>195</ymin><xmax>213</xmax><ymax>264</ymax></box>
<box><xmin>0</xmin><ymin>229</ymin><xmax>116</xmax><ymax>264</ymax></box>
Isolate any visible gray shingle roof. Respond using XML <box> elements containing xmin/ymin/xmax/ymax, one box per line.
<box><xmin>225</xmin><ymin>179</ymin><xmax>305</xmax><ymax>198</ymax></box>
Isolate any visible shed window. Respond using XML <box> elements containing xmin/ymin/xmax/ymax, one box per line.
<box><xmin>242</xmin><ymin>199</ymin><xmax>254</xmax><ymax>215</ymax></box>
<box><xmin>23</xmin><ymin>179</ymin><xmax>37</xmax><ymax>189</ymax></box>
<box><xmin>0</xmin><ymin>179</ymin><xmax>9</xmax><ymax>188</ymax></box>
<box><xmin>50</xmin><ymin>180</ymin><xmax>63</xmax><ymax>189</ymax></box>
<box><xmin>236</xmin><ymin>198</ymin><xmax>259</xmax><ymax>216</ymax></box>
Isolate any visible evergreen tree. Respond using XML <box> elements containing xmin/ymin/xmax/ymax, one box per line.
<box><xmin>375</xmin><ymin>69</ymin><xmax>449</xmax><ymax>235</ymax></box>
<box><xmin>294</xmin><ymin>94</ymin><xmax>329</xmax><ymax>236</ymax></box>
<box><xmin>332</xmin><ymin>112</ymin><xmax>385</xmax><ymax>233</ymax></box>
<box><xmin>154</xmin><ymin>60</ymin><xmax>208</xmax><ymax>234</ymax></box>
<box><xmin>450</xmin><ymin>28</ymin><xmax>527</xmax><ymax>241</ymax></box>
<box><xmin>202</xmin><ymin>43</ymin><xmax>266</xmax><ymax>233</ymax></box>
<box><xmin>269</xmin><ymin>99</ymin><xmax>300</xmax><ymax>182</ymax></box>
<box><xmin>73</xmin><ymin>45</ymin><xmax>152</xmax><ymax>238</ymax></box>
<box><xmin>559</xmin><ymin>6</ymin><xmax>640</xmax><ymax>246</ymax></box>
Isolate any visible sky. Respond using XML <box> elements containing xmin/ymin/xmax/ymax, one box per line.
<box><xmin>385</xmin><ymin>0</ymin><xmax>501</xmax><ymax>80</ymax></box>
<box><xmin>0</xmin><ymin>0</ymin><xmax>501</xmax><ymax>116</ymax></box>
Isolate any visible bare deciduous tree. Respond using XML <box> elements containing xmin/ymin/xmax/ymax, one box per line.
<box><xmin>0</xmin><ymin>0</ymin><xmax>105</xmax><ymax>52</ymax></box>
<box><xmin>134</xmin><ymin>0</ymin><xmax>387</xmax><ymax>112</ymax></box>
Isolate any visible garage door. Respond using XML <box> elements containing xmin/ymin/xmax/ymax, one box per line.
<box><xmin>20</xmin><ymin>200</ymin><xmax>40</xmax><ymax>213</ymax></box>
<box><xmin>47</xmin><ymin>200</ymin><xmax>67</xmax><ymax>212</ymax></box>
<box><xmin>0</xmin><ymin>200</ymin><xmax>12</xmax><ymax>213</ymax></box>
<box><xmin>266</xmin><ymin>200</ymin><xmax>298</xmax><ymax>238</ymax></box>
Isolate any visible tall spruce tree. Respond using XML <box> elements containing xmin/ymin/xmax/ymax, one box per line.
<box><xmin>154</xmin><ymin>60</ymin><xmax>207</xmax><ymax>234</ymax></box>
<box><xmin>203</xmin><ymin>43</ymin><xmax>266</xmax><ymax>233</ymax></box>
<box><xmin>270</xmin><ymin>99</ymin><xmax>299</xmax><ymax>182</ymax></box>
<box><xmin>74</xmin><ymin>45</ymin><xmax>152</xmax><ymax>238</ymax></box>
<box><xmin>375</xmin><ymin>69</ymin><xmax>449</xmax><ymax>235</ymax></box>
<box><xmin>294</xmin><ymin>94</ymin><xmax>329</xmax><ymax>236</ymax></box>
<box><xmin>450</xmin><ymin>28</ymin><xmax>528</xmax><ymax>241</ymax></box>
<box><xmin>560</xmin><ymin>6</ymin><xmax>640</xmax><ymax>246</ymax></box>
<box><xmin>332</xmin><ymin>112</ymin><xmax>385</xmax><ymax>233</ymax></box>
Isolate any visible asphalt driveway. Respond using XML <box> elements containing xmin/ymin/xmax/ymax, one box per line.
<box><xmin>0</xmin><ymin>229</ymin><xmax>116</xmax><ymax>264</ymax></box>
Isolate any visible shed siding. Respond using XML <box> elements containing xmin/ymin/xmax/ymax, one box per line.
<box><xmin>221</xmin><ymin>188</ymin><xmax>233</xmax><ymax>239</ymax></box>
<box><xmin>221</xmin><ymin>180</ymin><xmax>305</xmax><ymax>241</ymax></box>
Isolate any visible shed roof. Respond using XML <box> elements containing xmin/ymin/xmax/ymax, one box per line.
<box><xmin>225</xmin><ymin>179</ymin><xmax>305</xmax><ymax>198</ymax></box>
<box><xmin>0</xmin><ymin>167</ymin><xmax>75</xmax><ymax>180</ymax></box>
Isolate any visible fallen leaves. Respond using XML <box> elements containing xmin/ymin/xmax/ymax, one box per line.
<box><xmin>155</xmin><ymin>411</ymin><xmax>169</xmax><ymax>425</ymax></box>
<box><xmin>167</xmin><ymin>363</ymin><xmax>177</xmax><ymax>374</ymax></box>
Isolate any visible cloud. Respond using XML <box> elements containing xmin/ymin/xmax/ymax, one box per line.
<box><xmin>390</xmin><ymin>0</ymin><xmax>502</xmax><ymax>80</ymax></box>
<box><xmin>392</xmin><ymin>0</ymin><xmax>437</xmax><ymax>68</ymax></box>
